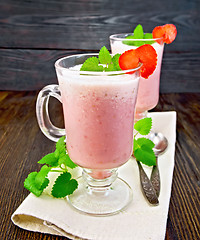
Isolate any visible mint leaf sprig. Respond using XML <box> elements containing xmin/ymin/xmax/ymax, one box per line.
<box><xmin>123</xmin><ymin>24</ymin><xmax>155</xmax><ymax>46</ymax></box>
<box><xmin>80</xmin><ymin>46</ymin><xmax>121</xmax><ymax>72</ymax></box>
<box><xmin>24</xmin><ymin>136</ymin><xmax>78</xmax><ymax>198</ymax></box>
<box><xmin>133</xmin><ymin>117</ymin><xmax>156</xmax><ymax>166</ymax></box>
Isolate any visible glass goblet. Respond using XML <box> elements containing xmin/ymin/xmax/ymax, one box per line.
<box><xmin>110</xmin><ymin>33</ymin><xmax>164</xmax><ymax>121</ymax></box>
<box><xmin>36</xmin><ymin>53</ymin><xmax>141</xmax><ymax>216</ymax></box>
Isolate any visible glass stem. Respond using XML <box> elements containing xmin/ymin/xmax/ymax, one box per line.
<box><xmin>82</xmin><ymin>168</ymin><xmax>118</xmax><ymax>188</ymax></box>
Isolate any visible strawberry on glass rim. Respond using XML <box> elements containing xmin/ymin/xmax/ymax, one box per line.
<box><xmin>119</xmin><ymin>44</ymin><xmax>157</xmax><ymax>79</ymax></box>
<box><xmin>152</xmin><ymin>24</ymin><xmax>177</xmax><ymax>44</ymax></box>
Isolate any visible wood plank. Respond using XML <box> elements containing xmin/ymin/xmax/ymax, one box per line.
<box><xmin>0</xmin><ymin>1</ymin><xmax>199</xmax><ymax>93</ymax></box>
<box><xmin>0</xmin><ymin>1</ymin><xmax>199</xmax><ymax>51</ymax></box>
<box><xmin>0</xmin><ymin>49</ymin><xmax>84</xmax><ymax>90</ymax></box>
<box><xmin>155</xmin><ymin>93</ymin><xmax>200</xmax><ymax>240</ymax></box>
<box><xmin>0</xmin><ymin>49</ymin><xmax>199</xmax><ymax>92</ymax></box>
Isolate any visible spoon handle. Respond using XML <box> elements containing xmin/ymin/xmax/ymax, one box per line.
<box><xmin>150</xmin><ymin>157</ymin><xmax>160</xmax><ymax>197</ymax></box>
<box><xmin>137</xmin><ymin>161</ymin><xmax>159</xmax><ymax>206</ymax></box>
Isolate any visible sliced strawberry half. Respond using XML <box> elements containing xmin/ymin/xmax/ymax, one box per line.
<box><xmin>153</xmin><ymin>24</ymin><xmax>177</xmax><ymax>44</ymax></box>
<box><xmin>119</xmin><ymin>45</ymin><xmax>157</xmax><ymax>79</ymax></box>
<box><xmin>118</xmin><ymin>49</ymin><xmax>139</xmax><ymax>70</ymax></box>
<box><xmin>136</xmin><ymin>44</ymin><xmax>157</xmax><ymax>79</ymax></box>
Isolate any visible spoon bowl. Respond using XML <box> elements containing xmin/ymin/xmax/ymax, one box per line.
<box><xmin>149</xmin><ymin>132</ymin><xmax>168</xmax><ymax>156</ymax></box>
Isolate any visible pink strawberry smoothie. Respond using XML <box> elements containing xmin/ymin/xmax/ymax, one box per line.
<box><xmin>57</xmin><ymin>67</ymin><xmax>139</xmax><ymax>170</ymax></box>
<box><xmin>111</xmin><ymin>41</ymin><xmax>164</xmax><ymax>118</ymax></box>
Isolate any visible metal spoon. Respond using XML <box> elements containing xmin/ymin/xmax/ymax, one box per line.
<box><xmin>136</xmin><ymin>160</ymin><xmax>159</xmax><ymax>205</ymax></box>
<box><xmin>149</xmin><ymin>132</ymin><xmax>168</xmax><ymax>197</ymax></box>
<box><xmin>134</xmin><ymin>132</ymin><xmax>168</xmax><ymax>205</ymax></box>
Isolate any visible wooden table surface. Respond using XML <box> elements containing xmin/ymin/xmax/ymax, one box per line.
<box><xmin>0</xmin><ymin>91</ymin><xmax>199</xmax><ymax>240</ymax></box>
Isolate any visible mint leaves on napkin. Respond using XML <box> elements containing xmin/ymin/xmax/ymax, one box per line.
<box><xmin>24</xmin><ymin>136</ymin><xmax>78</xmax><ymax>198</ymax></box>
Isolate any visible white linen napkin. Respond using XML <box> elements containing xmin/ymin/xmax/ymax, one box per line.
<box><xmin>12</xmin><ymin>111</ymin><xmax>176</xmax><ymax>240</ymax></box>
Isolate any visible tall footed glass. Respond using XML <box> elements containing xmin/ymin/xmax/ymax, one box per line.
<box><xmin>36</xmin><ymin>53</ymin><xmax>141</xmax><ymax>216</ymax></box>
<box><xmin>110</xmin><ymin>34</ymin><xmax>164</xmax><ymax>121</ymax></box>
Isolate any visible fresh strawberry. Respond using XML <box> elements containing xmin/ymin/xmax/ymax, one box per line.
<box><xmin>152</xmin><ymin>24</ymin><xmax>177</xmax><ymax>44</ymax></box>
<box><xmin>119</xmin><ymin>45</ymin><xmax>157</xmax><ymax>79</ymax></box>
<box><xmin>152</xmin><ymin>26</ymin><xmax>165</xmax><ymax>44</ymax></box>
<box><xmin>119</xmin><ymin>44</ymin><xmax>157</xmax><ymax>78</ymax></box>
<box><xmin>135</xmin><ymin>44</ymin><xmax>157</xmax><ymax>79</ymax></box>
<box><xmin>118</xmin><ymin>49</ymin><xmax>139</xmax><ymax>70</ymax></box>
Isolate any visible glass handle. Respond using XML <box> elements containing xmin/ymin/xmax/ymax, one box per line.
<box><xmin>36</xmin><ymin>84</ymin><xmax>65</xmax><ymax>142</ymax></box>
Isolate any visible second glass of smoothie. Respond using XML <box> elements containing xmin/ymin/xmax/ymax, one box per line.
<box><xmin>110</xmin><ymin>34</ymin><xmax>164</xmax><ymax>121</ymax></box>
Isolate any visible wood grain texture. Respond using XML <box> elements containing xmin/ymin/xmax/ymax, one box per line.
<box><xmin>0</xmin><ymin>49</ymin><xmax>200</xmax><ymax>92</ymax></box>
<box><xmin>0</xmin><ymin>49</ymin><xmax>85</xmax><ymax>91</ymax></box>
<box><xmin>0</xmin><ymin>91</ymin><xmax>199</xmax><ymax>240</ymax></box>
<box><xmin>0</xmin><ymin>0</ymin><xmax>199</xmax><ymax>92</ymax></box>
<box><xmin>0</xmin><ymin>1</ymin><xmax>199</xmax><ymax>52</ymax></box>
<box><xmin>155</xmin><ymin>93</ymin><xmax>200</xmax><ymax>240</ymax></box>
<box><xmin>0</xmin><ymin>91</ymin><xmax>66</xmax><ymax>240</ymax></box>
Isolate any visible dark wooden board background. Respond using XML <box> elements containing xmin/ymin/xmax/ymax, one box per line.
<box><xmin>0</xmin><ymin>0</ymin><xmax>200</xmax><ymax>92</ymax></box>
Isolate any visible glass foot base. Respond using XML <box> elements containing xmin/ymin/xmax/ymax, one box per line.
<box><xmin>67</xmin><ymin>176</ymin><xmax>133</xmax><ymax>216</ymax></box>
